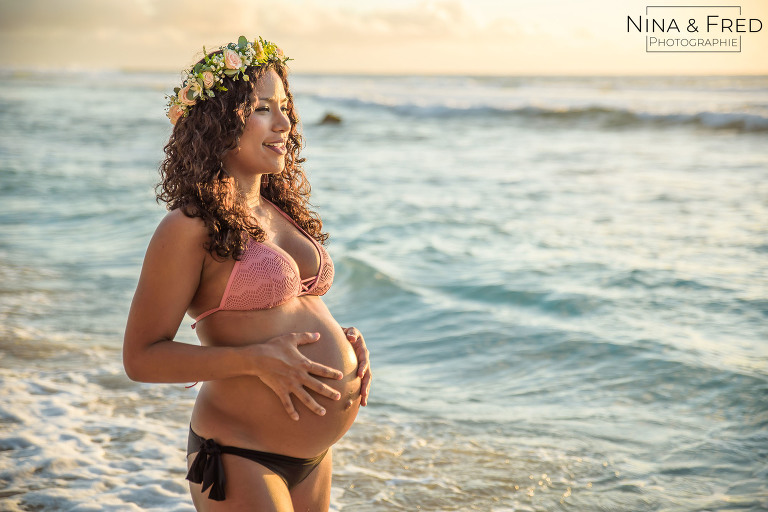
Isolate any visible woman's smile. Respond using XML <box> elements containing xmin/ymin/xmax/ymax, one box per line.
<box><xmin>264</xmin><ymin>139</ymin><xmax>287</xmax><ymax>155</ymax></box>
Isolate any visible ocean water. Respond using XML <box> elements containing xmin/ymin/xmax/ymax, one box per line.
<box><xmin>0</xmin><ymin>71</ymin><xmax>766</xmax><ymax>511</ymax></box>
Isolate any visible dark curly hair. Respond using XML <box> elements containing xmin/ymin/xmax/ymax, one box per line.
<box><xmin>157</xmin><ymin>57</ymin><xmax>327</xmax><ymax>260</ymax></box>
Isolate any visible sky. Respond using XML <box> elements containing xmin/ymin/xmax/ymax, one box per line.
<box><xmin>0</xmin><ymin>0</ymin><xmax>766</xmax><ymax>75</ymax></box>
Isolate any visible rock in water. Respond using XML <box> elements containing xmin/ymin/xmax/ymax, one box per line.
<box><xmin>319</xmin><ymin>112</ymin><xmax>342</xmax><ymax>125</ymax></box>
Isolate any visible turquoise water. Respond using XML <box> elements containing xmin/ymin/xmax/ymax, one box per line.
<box><xmin>0</xmin><ymin>71</ymin><xmax>766</xmax><ymax>511</ymax></box>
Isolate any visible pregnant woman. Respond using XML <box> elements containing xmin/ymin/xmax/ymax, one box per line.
<box><xmin>123</xmin><ymin>36</ymin><xmax>371</xmax><ymax>511</ymax></box>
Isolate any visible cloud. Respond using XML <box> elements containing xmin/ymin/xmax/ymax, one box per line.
<box><xmin>1</xmin><ymin>0</ymin><xmax>488</xmax><ymax>40</ymax></box>
<box><xmin>236</xmin><ymin>0</ymin><xmax>504</xmax><ymax>41</ymax></box>
<box><xmin>1</xmin><ymin>0</ymin><xmax>765</xmax><ymax>74</ymax></box>
<box><xmin>0</xmin><ymin>0</ymin><xmax>523</xmax><ymax>71</ymax></box>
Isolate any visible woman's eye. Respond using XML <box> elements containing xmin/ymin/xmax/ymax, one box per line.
<box><xmin>254</xmin><ymin>106</ymin><xmax>287</xmax><ymax>113</ymax></box>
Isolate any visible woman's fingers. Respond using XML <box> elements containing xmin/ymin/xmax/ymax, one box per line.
<box><xmin>360</xmin><ymin>370</ymin><xmax>372</xmax><ymax>406</ymax></box>
<box><xmin>260</xmin><ymin>331</ymin><xmax>351</xmax><ymax>418</ymax></box>
<box><xmin>344</xmin><ymin>327</ymin><xmax>368</xmax><ymax>377</ymax></box>
<box><xmin>294</xmin><ymin>387</ymin><xmax>327</xmax><ymax>417</ymax></box>
<box><xmin>307</xmin><ymin>360</ymin><xmax>344</xmax><ymax>380</ymax></box>
<box><xmin>356</xmin><ymin>347</ymin><xmax>370</xmax><ymax>379</ymax></box>
<box><xmin>274</xmin><ymin>377</ymin><xmax>340</xmax><ymax>421</ymax></box>
<box><xmin>294</xmin><ymin>331</ymin><xmax>321</xmax><ymax>345</ymax></box>
<box><xmin>278</xmin><ymin>390</ymin><xmax>300</xmax><ymax>421</ymax></box>
<box><xmin>344</xmin><ymin>327</ymin><xmax>360</xmax><ymax>344</ymax></box>
<box><xmin>302</xmin><ymin>376</ymin><xmax>342</xmax><ymax>401</ymax></box>
<box><xmin>344</xmin><ymin>326</ymin><xmax>372</xmax><ymax>405</ymax></box>
<box><xmin>293</xmin><ymin>332</ymin><xmax>343</xmax><ymax>378</ymax></box>
<box><xmin>285</xmin><ymin>332</ymin><xmax>343</xmax><ymax>379</ymax></box>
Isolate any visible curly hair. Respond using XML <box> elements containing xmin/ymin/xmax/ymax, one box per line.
<box><xmin>157</xmin><ymin>58</ymin><xmax>328</xmax><ymax>260</ymax></box>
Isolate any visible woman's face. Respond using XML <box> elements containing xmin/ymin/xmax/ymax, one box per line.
<box><xmin>223</xmin><ymin>68</ymin><xmax>291</xmax><ymax>179</ymax></box>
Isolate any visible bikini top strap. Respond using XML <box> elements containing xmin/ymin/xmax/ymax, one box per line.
<box><xmin>261</xmin><ymin>196</ymin><xmax>320</xmax><ymax>247</ymax></box>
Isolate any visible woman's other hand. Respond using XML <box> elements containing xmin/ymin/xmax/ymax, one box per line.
<box><xmin>250</xmin><ymin>332</ymin><xmax>344</xmax><ymax>421</ymax></box>
<box><xmin>343</xmin><ymin>327</ymin><xmax>371</xmax><ymax>406</ymax></box>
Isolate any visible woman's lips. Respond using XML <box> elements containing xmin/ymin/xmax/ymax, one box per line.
<box><xmin>264</xmin><ymin>142</ymin><xmax>286</xmax><ymax>155</ymax></box>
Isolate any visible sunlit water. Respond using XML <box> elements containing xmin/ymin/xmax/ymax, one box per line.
<box><xmin>1</xmin><ymin>71</ymin><xmax>766</xmax><ymax>511</ymax></box>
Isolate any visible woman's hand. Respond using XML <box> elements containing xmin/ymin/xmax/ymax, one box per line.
<box><xmin>343</xmin><ymin>326</ymin><xmax>371</xmax><ymax>406</ymax></box>
<box><xmin>250</xmin><ymin>332</ymin><xmax>344</xmax><ymax>421</ymax></box>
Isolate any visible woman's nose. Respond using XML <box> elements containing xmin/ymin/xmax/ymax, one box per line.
<box><xmin>275</xmin><ymin>109</ymin><xmax>290</xmax><ymax>131</ymax></box>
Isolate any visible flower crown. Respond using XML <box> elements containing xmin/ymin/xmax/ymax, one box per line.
<box><xmin>166</xmin><ymin>35</ymin><xmax>291</xmax><ymax>125</ymax></box>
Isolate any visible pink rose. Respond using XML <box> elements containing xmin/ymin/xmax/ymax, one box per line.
<box><xmin>276</xmin><ymin>47</ymin><xmax>284</xmax><ymax>59</ymax></box>
<box><xmin>167</xmin><ymin>104</ymin><xmax>184</xmax><ymax>125</ymax></box>
<box><xmin>223</xmin><ymin>49</ymin><xmax>243</xmax><ymax>69</ymax></box>
<box><xmin>178</xmin><ymin>84</ymin><xmax>196</xmax><ymax>106</ymax></box>
<box><xmin>202</xmin><ymin>71</ymin><xmax>215</xmax><ymax>89</ymax></box>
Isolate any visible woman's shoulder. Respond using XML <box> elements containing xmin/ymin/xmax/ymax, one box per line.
<box><xmin>151</xmin><ymin>208</ymin><xmax>210</xmax><ymax>251</ymax></box>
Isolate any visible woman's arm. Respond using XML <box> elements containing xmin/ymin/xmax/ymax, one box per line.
<box><xmin>123</xmin><ymin>210</ymin><xmax>342</xmax><ymax>420</ymax></box>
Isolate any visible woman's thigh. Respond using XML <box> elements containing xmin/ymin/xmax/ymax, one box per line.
<box><xmin>187</xmin><ymin>452</ymin><xmax>294</xmax><ymax>511</ymax></box>
<box><xmin>290</xmin><ymin>448</ymin><xmax>333</xmax><ymax>512</ymax></box>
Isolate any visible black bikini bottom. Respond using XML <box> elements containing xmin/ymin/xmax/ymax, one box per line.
<box><xmin>185</xmin><ymin>426</ymin><xmax>328</xmax><ymax>501</ymax></box>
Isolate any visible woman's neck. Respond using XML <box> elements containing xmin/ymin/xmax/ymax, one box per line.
<box><xmin>236</xmin><ymin>173</ymin><xmax>264</xmax><ymax>209</ymax></box>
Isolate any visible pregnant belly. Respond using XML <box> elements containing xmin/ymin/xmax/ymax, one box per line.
<box><xmin>190</xmin><ymin>297</ymin><xmax>361</xmax><ymax>458</ymax></box>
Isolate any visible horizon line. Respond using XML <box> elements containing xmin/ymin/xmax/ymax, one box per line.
<box><xmin>2</xmin><ymin>67</ymin><xmax>767</xmax><ymax>79</ymax></box>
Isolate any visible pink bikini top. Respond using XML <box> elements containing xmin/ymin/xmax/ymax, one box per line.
<box><xmin>191</xmin><ymin>197</ymin><xmax>334</xmax><ymax>328</ymax></box>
